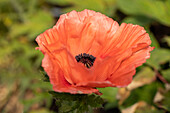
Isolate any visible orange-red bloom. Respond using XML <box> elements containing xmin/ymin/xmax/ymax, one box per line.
<box><xmin>36</xmin><ymin>9</ymin><xmax>154</xmax><ymax>94</ymax></box>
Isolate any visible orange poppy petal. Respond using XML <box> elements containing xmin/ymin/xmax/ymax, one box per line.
<box><xmin>36</xmin><ymin>28</ymin><xmax>75</xmax><ymax>85</ymax></box>
<box><xmin>100</xmin><ymin>23</ymin><xmax>151</xmax><ymax>57</ymax></box>
<box><xmin>94</xmin><ymin>23</ymin><xmax>152</xmax><ymax>82</ymax></box>
<box><xmin>86</xmin><ymin>16</ymin><xmax>119</xmax><ymax>57</ymax></box>
<box><xmin>76</xmin><ymin>81</ymin><xmax>115</xmax><ymax>88</ymax></box>
<box><xmin>55</xmin><ymin>9</ymin><xmax>119</xmax><ymax>57</ymax></box>
<box><xmin>36</xmin><ymin>27</ymin><xmax>61</xmax><ymax>54</ymax></box>
<box><xmin>36</xmin><ymin>9</ymin><xmax>154</xmax><ymax>94</ymax></box>
<box><xmin>42</xmin><ymin>53</ymin><xmax>99</xmax><ymax>94</ymax></box>
<box><xmin>36</xmin><ymin>27</ymin><xmax>95</xmax><ymax>85</ymax></box>
<box><xmin>108</xmin><ymin>46</ymin><xmax>154</xmax><ymax>87</ymax></box>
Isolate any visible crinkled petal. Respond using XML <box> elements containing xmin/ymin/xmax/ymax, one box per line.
<box><xmin>36</xmin><ymin>28</ymin><xmax>74</xmax><ymax>85</ymax></box>
<box><xmin>36</xmin><ymin>27</ymin><xmax>61</xmax><ymax>54</ymax></box>
<box><xmin>36</xmin><ymin>9</ymin><xmax>154</xmax><ymax>94</ymax></box>
<box><xmin>100</xmin><ymin>23</ymin><xmax>151</xmax><ymax>57</ymax></box>
<box><xmin>94</xmin><ymin>23</ymin><xmax>153</xmax><ymax>83</ymax></box>
<box><xmin>108</xmin><ymin>46</ymin><xmax>154</xmax><ymax>87</ymax></box>
<box><xmin>42</xmin><ymin>53</ymin><xmax>99</xmax><ymax>94</ymax></box>
<box><xmin>76</xmin><ymin>81</ymin><xmax>115</xmax><ymax>88</ymax></box>
<box><xmin>55</xmin><ymin>9</ymin><xmax>119</xmax><ymax>57</ymax></box>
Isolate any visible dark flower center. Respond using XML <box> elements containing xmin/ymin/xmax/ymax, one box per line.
<box><xmin>75</xmin><ymin>53</ymin><xmax>96</xmax><ymax>68</ymax></box>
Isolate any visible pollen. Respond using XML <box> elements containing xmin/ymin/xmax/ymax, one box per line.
<box><xmin>75</xmin><ymin>53</ymin><xmax>96</xmax><ymax>68</ymax></box>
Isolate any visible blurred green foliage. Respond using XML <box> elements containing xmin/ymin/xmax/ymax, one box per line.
<box><xmin>118</xmin><ymin>0</ymin><xmax>170</xmax><ymax>26</ymax></box>
<box><xmin>0</xmin><ymin>0</ymin><xmax>170</xmax><ymax>113</ymax></box>
<box><xmin>49</xmin><ymin>91</ymin><xmax>103</xmax><ymax>113</ymax></box>
<box><xmin>0</xmin><ymin>0</ymin><xmax>54</xmax><ymax>113</ymax></box>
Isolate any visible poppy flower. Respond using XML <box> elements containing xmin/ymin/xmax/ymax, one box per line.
<box><xmin>36</xmin><ymin>9</ymin><xmax>154</xmax><ymax>95</ymax></box>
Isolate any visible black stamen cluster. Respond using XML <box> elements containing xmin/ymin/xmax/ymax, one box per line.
<box><xmin>75</xmin><ymin>53</ymin><xmax>96</xmax><ymax>68</ymax></box>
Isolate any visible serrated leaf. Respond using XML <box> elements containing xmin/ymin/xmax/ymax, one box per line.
<box><xmin>86</xmin><ymin>94</ymin><xmax>103</xmax><ymax>108</ymax></box>
<box><xmin>59</xmin><ymin>100</ymin><xmax>78</xmax><ymax>113</ymax></box>
<box><xmin>49</xmin><ymin>91</ymin><xmax>86</xmax><ymax>101</ymax></box>
<box><xmin>49</xmin><ymin>92</ymin><xmax>103</xmax><ymax>113</ymax></box>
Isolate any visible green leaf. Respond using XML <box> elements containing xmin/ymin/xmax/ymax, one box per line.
<box><xmin>103</xmin><ymin>0</ymin><xmax>117</xmax><ymax>16</ymax></box>
<box><xmin>122</xmin><ymin>16</ymin><xmax>153</xmax><ymax>26</ymax></box>
<box><xmin>146</xmin><ymin>29</ymin><xmax>160</xmax><ymax>48</ymax></box>
<box><xmin>161</xmin><ymin>91</ymin><xmax>170</xmax><ymax>111</ymax></box>
<box><xmin>49</xmin><ymin>91</ymin><xmax>103</xmax><ymax>113</ymax></box>
<box><xmin>58</xmin><ymin>100</ymin><xmax>78</xmax><ymax>113</ymax></box>
<box><xmin>63</xmin><ymin>0</ymin><xmax>105</xmax><ymax>14</ymax></box>
<box><xmin>41</xmin><ymin>72</ymin><xmax>50</xmax><ymax>82</ymax></box>
<box><xmin>162</xmin><ymin>36</ymin><xmax>170</xmax><ymax>46</ymax></box>
<box><xmin>98</xmin><ymin>87</ymin><xmax>118</xmax><ymax>103</ymax></box>
<box><xmin>121</xmin><ymin>101</ymin><xmax>164</xmax><ymax>113</ymax></box>
<box><xmin>86</xmin><ymin>94</ymin><xmax>103</xmax><ymax>108</ymax></box>
<box><xmin>135</xmin><ymin>105</ymin><xmax>165</xmax><ymax>113</ymax></box>
<box><xmin>146</xmin><ymin>48</ymin><xmax>170</xmax><ymax>70</ymax></box>
<box><xmin>98</xmin><ymin>87</ymin><xmax>118</xmax><ymax>111</ymax></box>
<box><xmin>162</xmin><ymin>69</ymin><xmax>170</xmax><ymax>82</ymax></box>
<box><xmin>122</xmin><ymin>82</ymin><xmax>161</xmax><ymax>108</ymax></box>
<box><xmin>134</xmin><ymin>67</ymin><xmax>155</xmax><ymax>81</ymax></box>
<box><xmin>127</xmin><ymin>67</ymin><xmax>155</xmax><ymax>90</ymax></box>
<box><xmin>117</xmin><ymin>0</ymin><xmax>170</xmax><ymax>26</ymax></box>
<box><xmin>46</xmin><ymin>0</ymin><xmax>117</xmax><ymax>17</ymax></box>
<box><xmin>49</xmin><ymin>91</ymin><xmax>86</xmax><ymax>101</ymax></box>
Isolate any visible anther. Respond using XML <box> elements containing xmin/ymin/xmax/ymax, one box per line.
<box><xmin>75</xmin><ymin>53</ymin><xmax>96</xmax><ymax>68</ymax></box>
